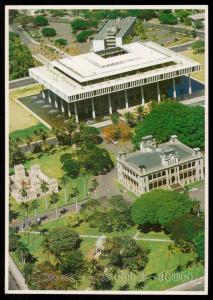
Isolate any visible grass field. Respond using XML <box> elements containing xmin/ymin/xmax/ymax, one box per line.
<box><xmin>14</xmin><ymin>220</ymin><xmax>204</xmax><ymax>291</ymax></box>
<box><xmin>10</xmin><ymin>147</ymin><xmax>92</xmax><ymax>220</ymax></box>
<box><xmin>9</xmin><ymin>84</ymin><xmax>42</xmax><ymax>133</ymax></box>
<box><xmin>9</xmin><ymin>123</ymin><xmax>49</xmax><ymax>141</ymax></box>
<box><xmin>180</xmin><ymin>50</ymin><xmax>205</xmax><ymax>83</ymax></box>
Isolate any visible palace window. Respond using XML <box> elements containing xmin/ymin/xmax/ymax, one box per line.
<box><xmin>153</xmin><ymin>174</ymin><xmax>157</xmax><ymax>179</ymax></box>
<box><xmin>180</xmin><ymin>174</ymin><xmax>183</xmax><ymax>179</ymax></box>
<box><xmin>163</xmin><ymin>179</ymin><xmax>167</xmax><ymax>185</ymax></box>
<box><xmin>171</xmin><ymin>168</ymin><xmax>174</xmax><ymax>174</ymax></box>
<box><xmin>184</xmin><ymin>172</ymin><xmax>187</xmax><ymax>178</ymax></box>
<box><xmin>148</xmin><ymin>175</ymin><xmax>152</xmax><ymax>180</ymax></box>
<box><xmin>149</xmin><ymin>183</ymin><xmax>153</xmax><ymax>190</ymax></box>
<box><xmin>179</xmin><ymin>166</ymin><xmax>182</xmax><ymax>170</ymax></box>
<box><xmin>188</xmin><ymin>163</ymin><xmax>191</xmax><ymax>168</ymax></box>
<box><xmin>158</xmin><ymin>180</ymin><xmax>162</xmax><ymax>187</ymax></box>
<box><xmin>183</xmin><ymin>164</ymin><xmax>187</xmax><ymax>169</ymax></box>
<box><xmin>192</xmin><ymin>162</ymin><xmax>195</xmax><ymax>167</ymax></box>
<box><xmin>162</xmin><ymin>171</ymin><xmax>166</xmax><ymax>176</ymax></box>
<box><xmin>157</xmin><ymin>172</ymin><xmax>161</xmax><ymax>177</ymax></box>
<box><xmin>192</xmin><ymin>170</ymin><xmax>196</xmax><ymax>175</ymax></box>
<box><xmin>154</xmin><ymin>182</ymin><xmax>157</xmax><ymax>188</ymax></box>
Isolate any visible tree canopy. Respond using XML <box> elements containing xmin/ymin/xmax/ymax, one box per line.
<box><xmin>102</xmin><ymin>236</ymin><xmax>150</xmax><ymax>271</ymax></box>
<box><xmin>34</xmin><ymin>15</ymin><xmax>49</xmax><ymax>26</ymax></box>
<box><xmin>131</xmin><ymin>189</ymin><xmax>192</xmax><ymax>228</ymax></box>
<box><xmin>192</xmin><ymin>40</ymin><xmax>205</xmax><ymax>53</ymax></box>
<box><xmin>132</xmin><ymin>101</ymin><xmax>205</xmax><ymax>150</ymax></box>
<box><xmin>159</xmin><ymin>12</ymin><xmax>178</xmax><ymax>24</ymax></box>
<box><xmin>76</xmin><ymin>30</ymin><xmax>95</xmax><ymax>43</ymax></box>
<box><xmin>41</xmin><ymin>27</ymin><xmax>57</xmax><ymax>37</ymax></box>
<box><xmin>193</xmin><ymin>231</ymin><xmax>204</xmax><ymax>260</ymax></box>
<box><xmin>9</xmin><ymin>31</ymin><xmax>34</xmax><ymax>80</ymax></box>
<box><xmin>47</xmin><ymin>227</ymin><xmax>81</xmax><ymax>258</ymax></box>
<box><xmin>167</xmin><ymin>213</ymin><xmax>204</xmax><ymax>243</ymax></box>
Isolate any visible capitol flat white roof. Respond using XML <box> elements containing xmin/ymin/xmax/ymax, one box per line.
<box><xmin>51</xmin><ymin>42</ymin><xmax>173</xmax><ymax>82</ymax></box>
<box><xmin>29</xmin><ymin>41</ymin><xmax>201</xmax><ymax>99</ymax></box>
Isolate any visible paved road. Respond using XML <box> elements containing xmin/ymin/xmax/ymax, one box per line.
<box><xmin>189</xmin><ymin>181</ymin><xmax>205</xmax><ymax>211</ymax></box>
<box><xmin>10</xmin><ymin>24</ymin><xmax>37</xmax><ymax>47</ymax></box>
<box><xmin>169</xmin><ymin>41</ymin><xmax>194</xmax><ymax>52</ymax></box>
<box><xmin>9</xmin><ymin>77</ymin><xmax>36</xmax><ymax>89</ymax></box>
<box><xmin>12</xmin><ymin>199</ymin><xmax>88</xmax><ymax>229</ymax></box>
<box><xmin>167</xmin><ymin>276</ymin><xmax>205</xmax><ymax>291</ymax></box>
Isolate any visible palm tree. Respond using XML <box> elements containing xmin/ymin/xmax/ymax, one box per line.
<box><xmin>91</xmin><ymin>178</ymin><xmax>99</xmax><ymax>199</ymax></box>
<box><xmin>30</xmin><ymin>223</ymin><xmax>39</xmax><ymax>255</ymax></box>
<box><xmin>191</xmin><ymin>198</ymin><xmax>201</xmax><ymax>217</ymax></box>
<box><xmin>80</xmin><ymin>167</ymin><xmax>87</xmax><ymax>198</ymax></box>
<box><xmin>60</xmin><ymin>175</ymin><xmax>69</xmax><ymax>203</ymax></box>
<box><xmin>41</xmin><ymin>236</ymin><xmax>51</xmax><ymax>261</ymax></box>
<box><xmin>20</xmin><ymin>187</ymin><xmax>27</xmax><ymax>202</ymax></box>
<box><xmin>16</xmin><ymin>242</ymin><xmax>30</xmax><ymax>264</ymax></box>
<box><xmin>123</xmin><ymin>111</ymin><xmax>134</xmax><ymax>125</ymax></box>
<box><xmin>135</xmin><ymin>105</ymin><xmax>145</xmax><ymax>121</ymax></box>
<box><xmin>41</xmin><ymin>181</ymin><xmax>49</xmax><ymax>210</ymax></box>
<box><xmin>111</xmin><ymin>113</ymin><xmax>120</xmax><ymax>125</ymax></box>
<box><xmin>72</xmin><ymin>186</ymin><xmax>79</xmax><ymax>212</ymax></box>
<box><xmin>31</xmin><ymin>199</ymin><xmax>39</xmax><ymax>221</ymax></box>
<box><xmin>26</xmin><ymin>135</ymin><xmax>32</xmax><ymax>147</ymax></box>
<box><xmin>50</xmin><ymin>192</ymin><xmax>60</xmax><ymax>218</ymax></box>
<box><xmin>40</xmin><ymin>130</ymin><xmax>48</xmax><ymax>150</ymax></box>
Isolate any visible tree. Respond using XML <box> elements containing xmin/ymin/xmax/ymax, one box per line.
<box><xmin>59</xmin><ymin>250</ymin><xmax>84</xmax><ymax>278</ymax></box>
<box><xmin>46</xmin><ymin>227</ymin><xmax>81</xmax><ymax>259</ymax></box>
<box><xmin>159</xmin><ymin>12</ymin><xmax>178</xmax><ymax>25</ymax></box>
<box><xmin>194</xmin><ymin>20</ymin><xmax>204</xmax><ymax>29</ymax></box>
<box><xmin>9</xmin><ymin>203</ymin><xmax>19</xmax><ymax>223</ymax></box>
<box><xmin>133</xmin><ymin>19</ymin><xmax>146</xmax><ymax>39</ymax></box>
<box><xmin>9</xmin><ymin>227</ymin><xmax>20</xmax><ymax>252</ymax></box>
<box><xmin>66</xmin><ymin>212</ymin><xmax>84</xmax><ymax>227</ymax></box>
<box><xmin>90</xmin><ymin>272</ymin><xmax>113</xmax><ymax>290</ymax></box>
<box><xmin>192</xmin><ymin>40</ymin><xmax>205</xmax><ymax>53</ymax></box>
<box><xmin>78</xmin><ymin>144</ymin><xmax>114</xmax><ymax>176</ymax></box>
<box><xmin>133</xmin><ymin>101</ymin><xmax>205</xmax><ymax>150</ymax></box>
<box><xmin>15</xmin><ymin>14</ymin><xmax>34</xmax><ymax>27</ymax></box>
<box><xmin>167</xmin><ymin>214</ymin><xmax>204</xmax><ymax>243</ymax></box>
<box><xmin>135</xmin><ymin>105</ymin><xmax>145</xmax><ymax>121</ymax></box>
<box><xmin>102</xmin><ymin>236</ymin><xmax>150</xmax><ymax>271</ymax></box>
<box><xmin>91</xmin><ymin>178</ymin><xmax>99</xmax><ymax>198</ymax></box>
<box><xmin>41</xmin><ymin>28</ymin><xmax>57</xmax><ymax>37</ymax></box>
<box><xmin>54</xmin><ymin>38</ymin><xmax>68</xmax><ymax>46</ymax></box>
<box><xmin>111</xmin><ymin>113</ymin><xmax>120</xmax><ymax>125</ymax></box>
<box><xmin>50</xmin><ymin>192</ymin><xmax>60</xmax><ymax>218</ymax></box>
<box><xmin>41</xmin><ymin>180</ymin><xmax>49</xmax><ymax>210</ymax></box>
<box><xmin>175</xmin><ymin>10</ymin><xmax>192</xmax><ymax>22</ymax></box>
<box><xmin>60</xmin><ymin>175</ymin><xmax>69</xmax><ymax>203</ymax></box>
<box><xmin>79</xmin><ymin>168</ymin><xmax>87</xmax><ymax>198</ymax></box>
<box><xmin>193</xmin><ymin>231</ymin><xmax>204</xmax><ymax>261</ymax></box>
<box><xmin>23</xmin><ymin>263</ymin><xmax>34</xmax><ymax>283</ymax></box>
<box><xmin>123</xmin><ymin>111</ymin><xmax>135</xmax><ymax>126</ymax></box>
<box><xmin>9</xmin><ymin>9</ymin><xmax>19</xmax><ymax>24</ymax></box>
<box><xmin>34</xmin><ymin>15</ymin><xmax>49</xmax><ymax>26</ymax></box>
<box><xmin>131</xmin><ymin>189</ymin><xmax>193</xmax><ymax>229</ymax></box>
<box><xmin>31</xmin><ymin>200</ymin><xmax>39</xmax><ymax>221</ymax></box>
<box><xmin>76</xmin><ymin>30</ymin><xmax>95</xmax><ymax>43</ymax></box>
<box><xmin>60</xmin><ymin>154</ymin><xmax>80</xmax><ymax>179</ymax></box>
<box><xmin>41</xmin><ymin>236</ymin><xmax>51</xmax><ymax>260</ymax></box>
<box><xmin>9</xmin><ymin>32</ymin><xmax>34</xmax><ymax>80</ymax></box>
<box><xmin>20</xmin><ymin>187</ymin><xmax>27</xmax><ymax>202</ymax></box>
<box><xmin>15</xmin><ymin>242</ymin><xmax>31</xmax><ymax>264</ymax></box>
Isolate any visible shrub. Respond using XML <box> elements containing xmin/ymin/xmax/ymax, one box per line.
<box><xmin>34</xmin><ymin>15</ymin><xmax>49</xmax><ymax>26</ymax></box>
<box><xmin>159</xmin><ymin>12</ymin><xmax>178</xmax><ymax>25</ymax></box>
<box><xmin>76</xmin><ymin>29</ymin><xmax>95</xmax><ymax>43</ymax></box>
<box><xmin>41</xmin><ymin>27</ymin><xmax>57</xmax><ymax>37</ymax></box>
<box><xmin>54</xmin><ymin>38</ymin><xmax>68</xmax><ymax>46</ymax></box>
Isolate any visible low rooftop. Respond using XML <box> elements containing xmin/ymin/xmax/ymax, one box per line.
<box><xmin>94</xmin><ymin>17</ymin><xmax>136</xmax><ymax>40</ymax></box>
<box><xmin>123</xmin><ymin>143</ymin><xmax>194</xmax><ymax>172</ymax></box>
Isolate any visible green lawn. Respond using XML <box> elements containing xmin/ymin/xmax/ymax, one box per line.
<box><xmin>12</xmin><ymin>216</ymin><xmax>204</xmax><ymax>291</ymax></box>
<box><xmin>10</xmin><ymin>146</ymin><xmax>92</xmax><ymax>221</ymax></box>
<box><xmin>9</xmin><ymin>123</ymin><xmax>49</xmax><ymax>141</ymax></box>
<box><xmin>137</xmin><ymin>230</ymin><xmax>171</xmax><ymax>240</ymax></box>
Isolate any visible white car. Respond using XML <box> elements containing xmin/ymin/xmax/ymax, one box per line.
<box><xmin>189</xmin><ymin>188</ymin><xmax>198</xmax><ymax>192</ymax></box>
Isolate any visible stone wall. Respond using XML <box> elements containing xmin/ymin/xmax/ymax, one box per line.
<box><xmin>18</xmin><ymin>136</ymin><xmax>58</xmax><ymax>154</ymax></box>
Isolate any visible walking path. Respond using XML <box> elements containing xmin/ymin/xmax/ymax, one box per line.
<box><xmin>9</xmin><ymin>255</ymin><xmax>28</xmax><ymax>290</ymax></box>
<box><xmin>166</xmin><ymin>276</ymin><xmax>205</xmax><ymax>291</ymax></box>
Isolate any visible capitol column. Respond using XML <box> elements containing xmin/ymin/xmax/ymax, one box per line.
<box><xmin>188</xmin><ymin>74</ymin><xmax>192</xmax><ymax>95</ymax></box>
<box><xmin>157</xmin><ymin>81</ymin><xmax>161</xmax><ymax>102</ymax></box>
<box><xmin>67</xmin><ymin>103</ymin><xmax>71</xmax><ymax>118</ymax></box>
<box><xmin>48</xmin><ymin>90</ymin><xmax>52</xmax><ymax>104</ymax></box>
<box><xmin>108</xmin><ymin>94</ymin><xmax>112</xmax><ymax>115</ymax></box>
<box><xmin>74</xmin><ymin>102</ymin><xmax>79</xmax><ymax>123</ymax></box>
<box><xmin>91</xmin><ymin>98</ymin><xmax>96</xmax><ymax>119</ymax></box>
<box><xmin>125</xmin><ymin>90</ymin><xmax>129</xmax><ymax>109</ymax></box>
<box><xmin>173</xmin><ymin>78</ymin><xmax>177</xmax><ymax>99</ymax></box>
<box><xmin>141</xmin><ymin>86</ymin><xmax>145</xmax><ymax>105</ymax></box>
<box><xmin>61</xmin><ymin>99</ymin><xmax>65</xmax><ymax>113</ymax></box>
